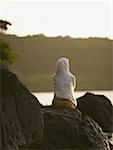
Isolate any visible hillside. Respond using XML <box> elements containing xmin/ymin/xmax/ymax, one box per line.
<box><xmin>0</xmin><ymin>33</ymin><xmax>112</xmax><ymax>91</ymax></box>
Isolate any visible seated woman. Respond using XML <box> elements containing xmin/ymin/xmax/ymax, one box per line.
<box><xmin>52</xmin><ymin>57</ymin><xmax>77</xmax><ymax>108</ymax></box>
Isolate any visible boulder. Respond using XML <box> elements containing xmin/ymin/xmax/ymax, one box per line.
<box><xmin>77</xmin><ymin>92</ymin><xmax>113</xmax><ymax>133</ymax></box>
<box><xmin>0</xmin><ymin>69</ymin><xmax>43</xmax><ymax>150</ymax></box>
<box><xmin>41</xmin><ymin>106</ymin><xmax>110</xmax><ymax>150</ymax></box>
<box><xmin>1</xmin><ymin>69</ymin><xmax>112</xmax><ymax>150</ymax></box>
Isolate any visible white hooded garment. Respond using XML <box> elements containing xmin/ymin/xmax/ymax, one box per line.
<box><xmin>53</xmin><ymin>57</ymin><xmax>77</xmax><ymax>106</ymax></box>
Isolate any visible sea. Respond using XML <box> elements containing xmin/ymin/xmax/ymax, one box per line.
<box><xmin>33</xmin><ymin>90</ymin><xmax>113</xmax><ymax>145</ymax></box>
<box><xmin>33</xmin><ymin>90</ymin><xmax>113</xmax><ymax>106</ymax></box>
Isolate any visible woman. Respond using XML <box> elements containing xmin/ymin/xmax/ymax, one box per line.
<box><xmin>52</xmin><ymin>57</ymin><xmax>77</xmax><ymax>108</ymax></box>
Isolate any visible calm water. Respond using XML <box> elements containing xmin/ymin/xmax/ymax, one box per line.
<box><xmin>33</xmin><ymin>90</ymin><xmax>113</xmax><ymax>106</ymax></box>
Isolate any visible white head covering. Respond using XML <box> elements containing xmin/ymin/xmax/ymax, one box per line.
<box><xmin>53</xmin><ymin>57</ymin><xmax>77</xmax><ymax>106</ymax></box>
<box><xmin>56</xmin><ymin>57</ymin><xmax>69</xmax><ymax>73</ymax></box>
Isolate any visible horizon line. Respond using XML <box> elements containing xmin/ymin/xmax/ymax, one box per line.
<box><xmin>1</xmin><ymin>32</ymin><xmax>113</xmax><ymax>40</ymax></box>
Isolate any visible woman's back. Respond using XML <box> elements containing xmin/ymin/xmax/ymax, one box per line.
<box><xmin>53</xmin><ymin>57</ymin><xmax>77</xmax><ymax>107</ymax></box>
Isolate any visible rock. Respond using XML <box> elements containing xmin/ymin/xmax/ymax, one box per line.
<box><xmin>0</xmin><ymin>69</ymin><xmax>43</xmax><ymax>150</ymax></box>
<box><xmin>109</xmin><ymin>142</ymin><xmax>113</xmax><ymax>150</ymax></box>
<box><xmin>0</xmin><ymin>61</ymin><xmax>9</xmax><ymax>70</ymax></box>
<box><xmin>77</xmin><ymin>92</ymin><xmax>113</xmax><ymax>133</ymax></box>
<box><xmin>1</xmin><ymin>69</ymin><xmax>112</xmax><ymax>150</ymax></box>
<box><xmin>41</xmin><ymin>106</ymin><xmax>110</xmax><ymax>150</ymax></box>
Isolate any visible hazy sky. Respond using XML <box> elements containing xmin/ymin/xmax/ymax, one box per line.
<box><xmin>0</xmin><ymin>0</ymin><xmax>113</xmax><ymax>39</ymax></box>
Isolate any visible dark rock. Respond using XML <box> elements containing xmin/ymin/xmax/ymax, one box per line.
<box><xmin>77</xmin><ymin>92</ymin><xmax>113</xmax><ymax>133</ymax></box>
<box><xmin>0</xmin><ymin>61</ymin><xmax>9</xmax><ymax>70</ymax></box>
<box><xmin>41</xmin><ymin>106</ymin><xmax>110</xmax><ymax>150</ymax></box>
<box><xmin>109</xmin><ymin>142</ymin><xmax>113</xmax><ymax>150</ymax></box>
<box><xmin>0</xmin><ymin>69</ymin><xmax>43</xmax><ymax>150</ymax></box>
<box><xmin>1</xmin><ymin>69</ymin><xmax>112</xmax><ymax>150</ymax></box>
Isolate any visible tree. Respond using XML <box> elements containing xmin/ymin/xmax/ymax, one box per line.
<box><xmin>0</xmin><ymin>40</ymin><xmax>18</xmax><ymax>64</ymax></box>
<box><xmin>0</xmin><ymin>20</ymin><xmax>18</xmax><ymax>67</ymax></box>
<box><xmin>0</xmin><ymin>20</ymin><xmax>11</xmax><ymax>30</ymax></box>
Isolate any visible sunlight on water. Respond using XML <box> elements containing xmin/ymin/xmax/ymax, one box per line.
<box><xmin>33</xmin><ymin>90</ymin><xmax>113</xmax><ymax>106</ymax></box>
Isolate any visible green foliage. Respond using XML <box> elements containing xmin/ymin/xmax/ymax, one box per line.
<box><xmin>0</xmin><ymin>40</ymin><xmax>18</xmax><ymax>64</ymax></box>
<box><xmin>0</xmin><ymin>20</ymin><xmax>18</xmax><ymax>65</ymax></box>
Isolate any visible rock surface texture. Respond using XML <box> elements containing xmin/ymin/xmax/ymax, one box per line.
<box><xmin>0</xmin><ymin>69</ymin><xmax>112</xmax><ymax>150</ymax></box>
<box><xmin>0</xmin><ymin>69</ymin><xmax>43</xmax><ymax>150</ymax></box>
<box><xmin>41</xmin><ymin>106</ymin><xmax>110</xmax><ymax>150</ymax></box>
<box><xmin>77</xmin><ymin>92</ymin><xmax>113</xmax><ymax>133</ymax></box>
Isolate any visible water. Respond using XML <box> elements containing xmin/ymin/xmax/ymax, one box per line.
<box><xmin>33</xmin><ymin>90</ymin><xmax>113</xmax><ymax>106</ymax></box>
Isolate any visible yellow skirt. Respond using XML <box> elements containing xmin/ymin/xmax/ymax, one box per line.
<box><xmin>52</xmin><ymin>98</ymin><xmax>75</xmax><ymax>108</ymax></box>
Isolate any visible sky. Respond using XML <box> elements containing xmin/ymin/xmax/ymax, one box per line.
<box><xmin>0</xmin><ymin>0</ymin><xmax>113</xmax><ymax>39</ymax></box>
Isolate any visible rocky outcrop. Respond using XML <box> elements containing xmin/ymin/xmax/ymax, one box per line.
<box><xmin>77</xmin><ymin>92</ymin><xmax>113</xmax><ymax>133</ymax></box>
<box><xmin>41</xmin><ymin>106</ymin><xmax>110</xmax><ymax>150</ymax></box>
<box><xmin>1</xmin><ymin>69</ymin><xmax>112</xmax><ymax>150</ymax></box>
<box><xmin>0</xmin><ymin>69</ymin><xmax>43</xmax><ymax>150</ymax></box>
